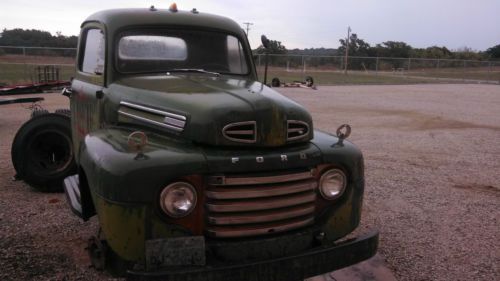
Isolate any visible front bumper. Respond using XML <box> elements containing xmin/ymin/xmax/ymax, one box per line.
<box><xmin>127</xmin><ymin>230</ymin><xmax>378</xmax><ymax>281</ymax></box>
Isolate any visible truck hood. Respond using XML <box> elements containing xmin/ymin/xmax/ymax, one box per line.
<box><xmin>107</xmin><ymin>74</ymin><xmax>313</xmax><ymax>147</ymax></box>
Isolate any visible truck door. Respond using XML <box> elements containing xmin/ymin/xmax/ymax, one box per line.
<box><xmin>71</xmin><ymin>25</ymin><xmax>106</xmax><ymax>161</ymax></box>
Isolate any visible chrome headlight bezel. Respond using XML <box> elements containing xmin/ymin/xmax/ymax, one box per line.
<box><xmin>160</xmin><ymin>182</ymin><xmax>197</xmax><ymax>218</ymax></box>
<box><xmin>319</xmin><ymin>168</ymin><xmax>347</xmax><ymax>200</ymax></box>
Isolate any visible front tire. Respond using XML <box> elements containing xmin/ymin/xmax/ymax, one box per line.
<box><xmin>11</xmin><ymin>113</ymin><xmax>76</xmax><ymax>192</ymax></box>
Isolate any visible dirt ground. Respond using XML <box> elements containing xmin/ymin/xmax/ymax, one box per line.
<box><xmin>0</xmin><ymin>84</ymin><xmax>499</xmax><ymax>281</ymax></box>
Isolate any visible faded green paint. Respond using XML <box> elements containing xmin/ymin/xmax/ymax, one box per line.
<box><xmin>82</xmin><ymin>9</ymin><xmax>257</xmax><ymax>85</ymax></box>
<box><xmin>68</xmin><ymin>7</ymin><xmax>370</xmax><ymax>269</ymax></box>
<box><xmin>320</xmin><ymin>179</ymin><xmax>364</xmax><ymax>242</ymax></box>
<box><xmin>93</xmin><ymin>194</ymin><xmax>146</xmax><ymax>261</ymax></box>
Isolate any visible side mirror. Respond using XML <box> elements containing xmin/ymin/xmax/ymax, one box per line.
<box><xmin>261</xmin><ymin>35</ymin><xmax>270</xmax><ymax>49</ymax></box>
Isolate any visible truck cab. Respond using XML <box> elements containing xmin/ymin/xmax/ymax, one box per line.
<box><xmin>63</xmin><ymin>6</ymin><xmax>378</xmax><ymax>280</ymax></box>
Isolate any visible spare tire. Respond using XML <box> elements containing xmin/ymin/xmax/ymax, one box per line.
<box><xmin>31</xmin><ymin>109</ymin><xmax>49</xmax><ymax>119</ymax></box>
<box><xmin>55</xmin><ymin>108</ymin><xmax>71</xmax><ymax>117</ymax></box>
<box><xmin>271</xmin><ymin>77</ymin><xmax>281</xmax><ymax>87</ymax></box>
<box><xmin>305</xmin><ymin>76</ymin><xmax>314</xmax><ymax>87</ymax></box>
<box><xmin>11</xmin><ymin>113</ymin><xmax>76</xmax><ymax>192</ymax></box>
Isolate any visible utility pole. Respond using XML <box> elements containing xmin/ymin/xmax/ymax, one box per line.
<box><xmin>344</xmin><ymin>26</ymin><xmax>351</xmax><ymax>74</ymax></box>
<box><xmin>242</xmin><ymin>22</ymin><xmax>253</xmax><ymax>37</ymax></box>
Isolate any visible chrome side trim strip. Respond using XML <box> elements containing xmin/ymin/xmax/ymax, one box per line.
<box><xmin>120</xmin><ymin>101</ymin><xmax>186</xmax><ymax>121</ymax></box>
<box><xmin>118</xmin><ymin>110</ymin><xmax>184</xmax><ymax>132</ymax></box>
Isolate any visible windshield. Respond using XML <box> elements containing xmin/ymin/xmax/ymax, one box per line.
<box><xmin>117</xmin><ymin>29</ymin><xmax>249</xmax><ymax>75</ymax></box>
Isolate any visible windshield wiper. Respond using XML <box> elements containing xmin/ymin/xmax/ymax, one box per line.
<box><xmin>166</xmin><ymin>68</ymin><xmax>220</xmax><ymax>77</ymax></box>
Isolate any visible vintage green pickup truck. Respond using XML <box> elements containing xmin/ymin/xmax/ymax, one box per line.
<box><xmin>49</xmin><ymin>5</ymin><xmax>377</xmax><ymax>280</ymax></box>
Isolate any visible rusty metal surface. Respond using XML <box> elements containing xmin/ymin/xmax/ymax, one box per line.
<box><xmin>306</xmin><ymin>254</ymin><xmax>397</xmax><ymax>281</ymax></box>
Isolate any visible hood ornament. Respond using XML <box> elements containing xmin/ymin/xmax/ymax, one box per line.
<box><xmin>127</xmin><ymin>131</ymin><xmax>148</xmax><ymax>160</ymax></box>
<box><xmin>333</xmin><ymin>124</ymin><xmax>351</xmax><ymax>147</ymax></box>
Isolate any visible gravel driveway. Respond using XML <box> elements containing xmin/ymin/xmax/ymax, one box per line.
<box><xmin>0</xmin><ymin>84</ymin><xmax>499</xmax><ymax>281</ymax></box>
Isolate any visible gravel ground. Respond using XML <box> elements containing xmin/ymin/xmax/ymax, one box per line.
<box><xmin>0</xmin><ymin>84</ymin><xmax>499</xmax><ymax>281</ymax></box>
<box><xmin>281</xmin><ymin>84</ymin><xmax>500</xmax><ymax>281</ymax></box>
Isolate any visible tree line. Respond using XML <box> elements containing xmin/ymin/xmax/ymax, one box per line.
<box><xmin>1</xmin><ymin>28</ymin><xmax>499</xmax><ymax>63</ymax></box>
<box><xmin>0</xmin><ymin>28</ymin><xmax>78</xmax><ymax>56</ymax></box>
<box><xmin>254</xmin><ymin>33</ymin><xmax>500</xmax><ymax>69</ymax></box>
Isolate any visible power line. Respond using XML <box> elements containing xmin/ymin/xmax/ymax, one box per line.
<box><xmin>242</xmin><ymin>22</ymin><xmax>253</xmax><ymax>37</ymax></box>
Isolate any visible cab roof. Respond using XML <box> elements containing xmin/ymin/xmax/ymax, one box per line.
<box><xmin>82</xmin><ymin>8</ymin><xmax>245</xmax><ymax>36</ymax></box>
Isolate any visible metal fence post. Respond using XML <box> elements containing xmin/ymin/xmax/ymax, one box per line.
<box><xmin>408</xmin><ymin>58</ymin><xmax>411</xmax><ymax>72</ymax></box>
<box><xmin>22</xmin><ymin>47</ymin><xmax>28</xmax><ymax>83</ymax></box>
<box><xmin>463</xmin><ymin>60</ymin><xmax>466</xmax><ymax>81</ymax></box>
<box><xmin>375</xmin><ymin>57</ymin><xmax>379</xmax><ymax>75</ymax></box>
<box><xmin>302</xmin><ymin>56</ymin><xmax>305</xmax><ymax>76</ymax></box>
<box><xmin>437</xmin><ymin>59</ymin><xmax>440</xmax><ymax>69</ymax></box>
<box><xmin>488</xmin><ymin>61</ymin><xmax>492</xmax><ymax>82</ymax></box>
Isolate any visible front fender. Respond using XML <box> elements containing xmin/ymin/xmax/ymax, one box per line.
<box><xmin>79</xmin><ymin>127</ymin><xmax>208</xmax><ymax>203</ymax></box>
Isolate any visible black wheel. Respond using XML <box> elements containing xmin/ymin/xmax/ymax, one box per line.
<box><xmin>305</xmin><ymin>76</ymin><xmax>314</xmax><ymax>87</ymax></box>
<box><xmin>11</xmin><ymin>113</ymin><xmax>76</xmax><ymax>192</ymax></box>
<box><xmin>271</xmin><ymin>77</ymin><xmax>281</xmax><ymax>87</ymax></box>
<box><xmin>30</xmin><ymin>109</ymin><xmax>49</xmax><ymax>119</ymax></box>
<box><xmin>55</xmin><ymin>108</ymin><xmax>71</xmax><ymax>117</ymax></box>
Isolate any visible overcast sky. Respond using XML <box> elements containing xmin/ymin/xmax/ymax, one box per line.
<box><xmin>1</xmin><ymin>0</ymin><xmax>499</xmax><ymax>51</ymax></box>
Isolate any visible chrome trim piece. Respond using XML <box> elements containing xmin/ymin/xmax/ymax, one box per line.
<box><xmin>287</xmin><ymin>120</ymin><xmax>310</xmax><ymax>141</ymax></box>
<box><xmin>120</xmin><ymin>101</ymin><xmax>186</xmax><ymax>120</ymax></box>
<box><xmin>119</xmin><ymin>101</ymin><xmax>187</xmax><ymax>132</ymax></box>
<box><xmin>206</xmin><ymin>217</ymin><xmax>314</xmax><ymax>238</ymax></box>
<box><xmin>222</xmin><ymin>121</ymin><xmax>256</xmax><ymax>143</ymax></box>
<box><xmin>164</xmin><ymin>116</ymin><xmax>186</xmax><ymax>128</ymax></box>
<box><xmin>206</xmin><ymin>180</ymin><xmax>317</xmax><ymax>199</ymax></box>
<box><xmin>206</xmin><ymin>192</ymin><xmax>315</xmax><ymax>212</ymax></box>
<box><xmin>118</xmin><ymin>110</ymin><xmax>184</xmax><ymax>132</ymax></box>
<box><xmin>208</xmin><ymin>170</ymin><xmax>313</xmax><ymax>186</ymax></box>
<box><xmin>205</xmin><ymin>169</ymin><xmax>318</xmax><ymax>238</ymax></box>
<box><xmin>208</xmin><ymin>204</ymin><xmax>315</xmax><ymax>225</ymax></box>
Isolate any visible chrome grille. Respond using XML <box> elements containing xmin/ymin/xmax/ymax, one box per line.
<box><xmin>222</xmin><ymin>121</ymin><xmax>256</xmax><ymax>143</ymax></box>
<box><xmin>287</xmin><ymin>120</ymin><xmax>309</xmax><ymax>141</ymax></box>
<box><xmin>205</xmin><ymin>170</ymin><xmax>317</xmax><ymax>238</ymax></box>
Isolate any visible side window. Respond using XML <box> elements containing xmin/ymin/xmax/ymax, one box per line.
<box><xmin>81</xmin><ymin>29</ymin><xmax>105</xmax><ymax>75</ymax></box>
<box><xmin>227</xmin><ymin>35</ymin><xmax>248</xmax><ymax>74</ymax></box>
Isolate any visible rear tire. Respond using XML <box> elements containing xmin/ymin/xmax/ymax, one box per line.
<box><xmin>11</xmin><ymin>113</ymin><xmax>76</xmax><ymax>192</ymax></box>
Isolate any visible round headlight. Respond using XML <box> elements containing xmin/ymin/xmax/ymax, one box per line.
<box><xmin>160</xmin><ymin>182</ymin><xmax>197</xmax><ymax>218</ymax></box>
<box><xmin>319</xmin><ymin>169</ymin><xmax>347</xmax><ymax>200</ymax></box>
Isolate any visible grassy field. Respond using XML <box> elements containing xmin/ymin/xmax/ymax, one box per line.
<box><xmin>0</xmin><ymin>63</ymin><xmax>75</xmax><ymax>85</ymax></box>
<box><xmin>257</xmin><ymin>68</ymin><xmax>458</xmax><ymax>85</ymax></box>
<box><xmin>1</xmin><ymin>61</ymin><xmax>498</xmax><ymax>86</ymax></box>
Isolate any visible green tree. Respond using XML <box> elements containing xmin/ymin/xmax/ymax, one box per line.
<box><xmin>486</xmin><ymin>44</ymin><xmax>500</xmax><ymax>59</ymax></box>
<box><xmin>373</xmin><ymin>41</ymin><xmax>412</xmax><ymax>58</ymax></box>
<box><xmin>255</xmin><ymin>40</ymin><xmax>287</xmax><ymax>55</ymax></box>
<box><xmin>338</xmin><ymin>33</ymin><xmax>371</xmax><ymax>57</ymax></box>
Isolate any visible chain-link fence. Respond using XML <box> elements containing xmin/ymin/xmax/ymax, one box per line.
<box><xmin>254</xmin><ymin>54</ymin><xmax>500</xmax><ymax>85</ymax></box>
<box><xmin>1</xmin><ymin>46</ymin><xmax>499</xmax><ymax>85</ymax></box>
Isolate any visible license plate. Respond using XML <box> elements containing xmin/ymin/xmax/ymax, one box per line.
<box><xmin>145</xmin><ymin>236</ymin><xmax>206</xmax><ymax>270</ymax></box>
